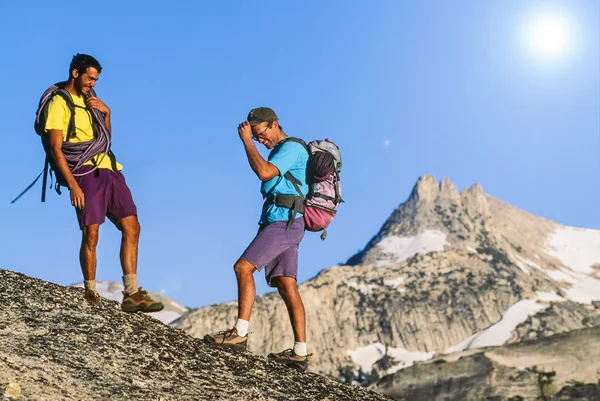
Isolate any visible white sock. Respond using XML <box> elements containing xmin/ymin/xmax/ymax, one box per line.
<box><xmin>293</xmin><ymin>342</ymin><xmax>308</xmax><ymax>356</ymax></box>
<box><xmin>122</xmin><ymin>274</ymin><xmax>138</xmax><ymax>296</ymax></box>
<box><xmin>84</xmin><ymin>280</ymin><xmax>96</xmax><ymax>291</ymax></box>
<box><xmin>235</xmin><ymin>318</ymin><xmax>249</xmax><ymax>337</ymax></box>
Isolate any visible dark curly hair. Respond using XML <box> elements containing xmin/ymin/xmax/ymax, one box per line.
<box><xmin>69</xmin><ymin>53</ymin><xmax>102</xmax><ymax>76</ymax></box>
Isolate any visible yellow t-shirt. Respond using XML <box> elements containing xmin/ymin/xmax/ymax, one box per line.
<box><xmin>44</xmin><ymin>92</ymin><xmax>122</xmax><ymax>171</ymax></box>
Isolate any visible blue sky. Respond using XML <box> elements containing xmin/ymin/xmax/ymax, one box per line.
<box><xmin>1</xmin><ymin>1</ymin><xmax>598</xmax><ymax>308</ymax></box>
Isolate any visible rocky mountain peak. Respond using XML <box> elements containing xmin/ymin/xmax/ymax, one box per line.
<box><xmin>461</xmin><ymin>182</ymin><xmax>491</xmax><ymax>221</ymax></box>
<box><xmin>439</xmin><ymin>177</ymin><xmax>461</xmax><ymax>203</ymax></box>
<box><xmin>408</xmin><ymin>174</ymin><xmax>439</xmax><ymax>204</ymax></box>
<box><xmin>347</xmin><ymin>175</ymin><xmax>489</xmax><ymax>265</ymax></box>
<box><xmin>407</xmin><ymin>175</ymin><xmax>463</xmax><ymax>206</ymax></box>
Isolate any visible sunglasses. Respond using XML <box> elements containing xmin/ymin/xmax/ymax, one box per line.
<box><xmin>252</xmin><ymin>124</ymin><xmax>270</xmax><ymax>142</ymax></box>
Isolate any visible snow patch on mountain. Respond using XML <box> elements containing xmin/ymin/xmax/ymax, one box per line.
<box><xmin>514</xmin><ymin>255</ymin><xmax>542</xmax><ymax>275</ymax></box>
<box><xmin>545</xmin><ymin>269</ymin><xmax>578</xmax><ymax>283</ymax></box>
<box><xmin>347</xmin><ymin>343</ymin><xmax>434</xmax><ymax>374</ymax></box>
<box><xmin>445</xmin><ymin>300</ymin><xmax>546</xmax><ymax>353</ymax></box>
<box><xmin>536</xmin><ymin>291</ymin><xmax>564</xmax><ymax>302</ymax></box>
<box><xmin>374</xmin><ymin>230</ymin><xmax>448</xmax><ymax>267</ymax></box>
<box><xmin>563</xmin><ymin>275</ymin><xmax>600</xmax><ymax>304</ymax></box>
<box><xmin>546</xmin><ymin>227</ymin><xmax>600</xmax><ymax>274</ymax></box>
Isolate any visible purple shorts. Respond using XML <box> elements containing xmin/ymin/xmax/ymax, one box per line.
<box><xmin>73</xmin><ymin>166</ymin><xmax>137</xmax><ymax>229</ymax></box>
<box><xmin>241</xmin><ymin>218</ymin><xmax>305</xmax><ymax>287</ymax></box>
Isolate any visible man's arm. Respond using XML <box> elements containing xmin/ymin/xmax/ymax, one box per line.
<box><xmin>238</xmin><ymin>122</ymin><xmax>279</xmax><ymax>181</ymax></box>
<box><xmin>47</xmin><ymin>130</ymin><xmax>85</xmax><ymax>209</ymax></box>
<box><xmin>241</xmin><ymin>138</ymin><xmax>279</xmax><ymax>181</ymax></box>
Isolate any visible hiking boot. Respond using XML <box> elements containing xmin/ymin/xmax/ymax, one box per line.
<box><xmin>121</xmin><ymin>287</ymin><xmax>164</xmax><ymax>313</ymax></box>
<box><xmin>203</xmin><ymin>327</ymin><xmax>248</xmax><ymax>352</ymax></box>
<box><xmin>267</xmin><ymin>349</ymin><xmax>312</xmax><ymax>372</ymax></box>
<box><xmin>84</xmin><ymin>289</ymin><xmax>101</xmax><ymax>306</ymax></box>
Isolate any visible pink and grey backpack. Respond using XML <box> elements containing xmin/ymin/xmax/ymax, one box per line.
<box><xmin>283</xmin><ymin>138</ymin><xmax>343</xmax><ymax>240</ymax></box>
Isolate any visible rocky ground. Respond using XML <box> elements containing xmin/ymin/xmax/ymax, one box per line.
<box><xmin>0</xmin><ymin>269</ymin><xmax>391</xmax><ymax>401</ymax></box>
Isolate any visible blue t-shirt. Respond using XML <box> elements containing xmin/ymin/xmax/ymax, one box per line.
<box><xmin>260</xmin><ymin>140</ymin><xmax>309</xmax><ymax>224</ymax></box>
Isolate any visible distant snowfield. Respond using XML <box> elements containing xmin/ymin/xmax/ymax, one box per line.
<box><xmin>445</xmin><ymin>280</ymin><xmax>600</xmax><ymax>355</ymax></box>
<box><xmin>72</xmin><ymin>281</ymin><xmax>187</xmax><ymax>324</ymax></box>
<box><xmin>545</xmin><ymin>269</ymin><xmax>578</xmax><ymax>284</ymax></box>
<box><xmin>347</xmin><ymin>343</ymin><xmax>434</xmax><ymax>374</ymax></box>
<box><xmin>546</xmin><ymin>227</ymin><xmax>600</xmax><ymax>274</ymax></box>
<box><xmin>563</xmin><ymin>275</ymin><xmax>600</xmax><ymax>304</ymax></box>
<box><xmin>374</xmin><ymin>230</ymin><xmax>448</xmax><ymax>266</ymax></box>
<box><xmin>536</xmin><ymin>291</ymin><xmax>564</xmax><ymax>302</ymax></box>
<box><xmin>445</xmin><ymin>300</ymin><xmax>545</xmax><ymax>353</ymax></box>
<box><xmin>539</xmin><ymin>227</ymin><xmax>600</xmax><ymax>304</ymax></box>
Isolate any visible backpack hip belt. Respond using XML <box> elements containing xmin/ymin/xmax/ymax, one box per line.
<box><xmin>264</xmin><ymin>194</ymin><xmax>305</xmax><ymax>229</ymax></box>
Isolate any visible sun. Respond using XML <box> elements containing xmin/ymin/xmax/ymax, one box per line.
<box><xmin>523</xmin><ymin>10</ymin><xmax>574</xmax><ymax>62</ymax></box>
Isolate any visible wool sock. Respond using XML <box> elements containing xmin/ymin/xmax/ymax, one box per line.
<box><xmin>83</xmin><ymin>280</ymin><xmax>96</xmax><ymax>292</ymax></box>
<box><xmin>293</xmin><ymin>342</ymin><xmax>308</xmax><ymax>357</ymax></box>
<box><xmin>235</xmin><ymin>318</ymin><xmax>249</xmax><ymax>337</ymax></box>
<box><xmin>122</xmin><ymin>274</ymin><xmax>138</xmax><ymax>296</ymax></box>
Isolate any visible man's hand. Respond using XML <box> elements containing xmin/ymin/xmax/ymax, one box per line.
<box><xmin>238</xmin><ymin>121</ymin><xmax>253</xmax><ymax>142</ymax></box>
<box><xmin>85</xmin><ymin>97</ymin><xmax>110</xmax><ymax>115</ymax></box>
<box><xmin>70</xmin><ymin>184</ymin><xmax>85</xmax><ymax>210</ymax></box>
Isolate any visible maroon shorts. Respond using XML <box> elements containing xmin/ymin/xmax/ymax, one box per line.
<box><xmin>73</xmin><ymin>166</ymin><xmax>137</xmax><ymax>229</ymax></box>
<box><xmin>240</xmin><ymin>219</ymin><xmax>305</xmax><ymax>287</ymax></box>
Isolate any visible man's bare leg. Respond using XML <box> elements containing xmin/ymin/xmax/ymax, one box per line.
<box><xmin>80</xmin><ymin>224</ymin><xmax>100</xmax><ymax>281</ymax></box>
<box><xmin>80</xmin><ymin>224</ymin><xmax>100</xmax><ymax>305</ymax></box>
<box><xmin>234</xmin><ymin>258</ymin><xmax>257</xmax><ymax>323</ymax></box>
<box><xmin>274</xmin><ymin>276</ymin><xmax>306</xmax><ymax>344</ymax></box>
<box><xmin>202</xmin><ymin>258</ymin><xmax>256</xmax><ymax>347</ymax></box>
<box><xmin>114</xmin><ymin>215</ymin><xmax>140</xmax><ymax>295</ymax></box>
<box><xmin>116</xmin><ymin>216</ymin><xmax>140</xmax><ymax>275</ymax></box>
<box><xmin>115</xmin><ymin>215</ymin><xmax>163</xmax><ymax>312</ymax></box>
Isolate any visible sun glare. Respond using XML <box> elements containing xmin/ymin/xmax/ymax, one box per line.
<box><xmin>523</xmin><ymin>10</ymin><xmax>574</xmax><ymax>62</ymax></box>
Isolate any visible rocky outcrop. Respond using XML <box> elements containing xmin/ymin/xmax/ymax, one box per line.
<box><xmin>370</xmin><ymin>326</ymin><xmax>600</xmax><ymax>401</ymax></box>
<box><xmin>0</xmin><ymin>269</ymin><xmax>391</xmax><ymax>401</ymax></box>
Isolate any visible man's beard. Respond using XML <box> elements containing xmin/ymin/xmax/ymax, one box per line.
<box><xmin>74</xmin><ymin>78</ymin><xmax>86</xmax><ymax>96</ymax></box>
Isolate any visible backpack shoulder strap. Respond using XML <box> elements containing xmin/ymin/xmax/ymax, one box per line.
<box><xmin>277</xmin><ymin>137</ymin><xmax>309</xmax><ymax>198</ymax></box>
<box><xmin>280</xmin><ymin>137</ymin><xmax>309</xmax><ymax>153</ymax></box>
<box><xmin>284</xmin><ymin>171</ymin><xmax>305</xmax><ymax>200</ymax></box>
<box><xmin>51</xmin><ymin>89</ymin><xmax>77</xmax><ymax>142</ymax></box>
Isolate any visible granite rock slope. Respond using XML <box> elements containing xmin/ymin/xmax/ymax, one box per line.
<box><xmin>0</xmin><ymin>269</ymin><xmax>391</xmax><ymax>401</ymax></box>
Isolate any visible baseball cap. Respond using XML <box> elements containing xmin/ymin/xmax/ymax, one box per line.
<box><xmin>247</xmin><ymin>107</ymin><xmax>278</xmax><ymax>126</ymax></box>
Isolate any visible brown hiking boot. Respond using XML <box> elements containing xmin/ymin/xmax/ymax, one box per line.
<box><xmin>203</xmin><ymin>327</ymin><xmax>248</xmax><ymax>352</ymax></box>
<box><xmin>84</xmin><ymin>289</ymin><xmax>101</xmax><ymax>306</ymax></box>
<box><xmin>121</xmin><ymin>287</ymin><xmax>164</xmax><ymax>313</ymax></box>
<box><xmin>268</xmin><ymin>349</ymin><xmax>312</xmax><ymax>372</ymax></box>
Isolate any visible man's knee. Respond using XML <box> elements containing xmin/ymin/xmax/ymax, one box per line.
<box><xmin>274</xmin><ymin>277</ymin><xmax>298</xmax><ymax>295</ymax></box>
<box><xmin>82</xmin><ymin>225</ymin><xmax>99</xmax><ymax>248</ymax></box>
<box><xmin>118</xmin><ymin>216</ymin><xmax>141</xmax><ymax>237</ymax></box>
<box><xmin>234</xmin><ymin>259</ymin><xmax>256</xmax><ymax>277</ymax></box>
